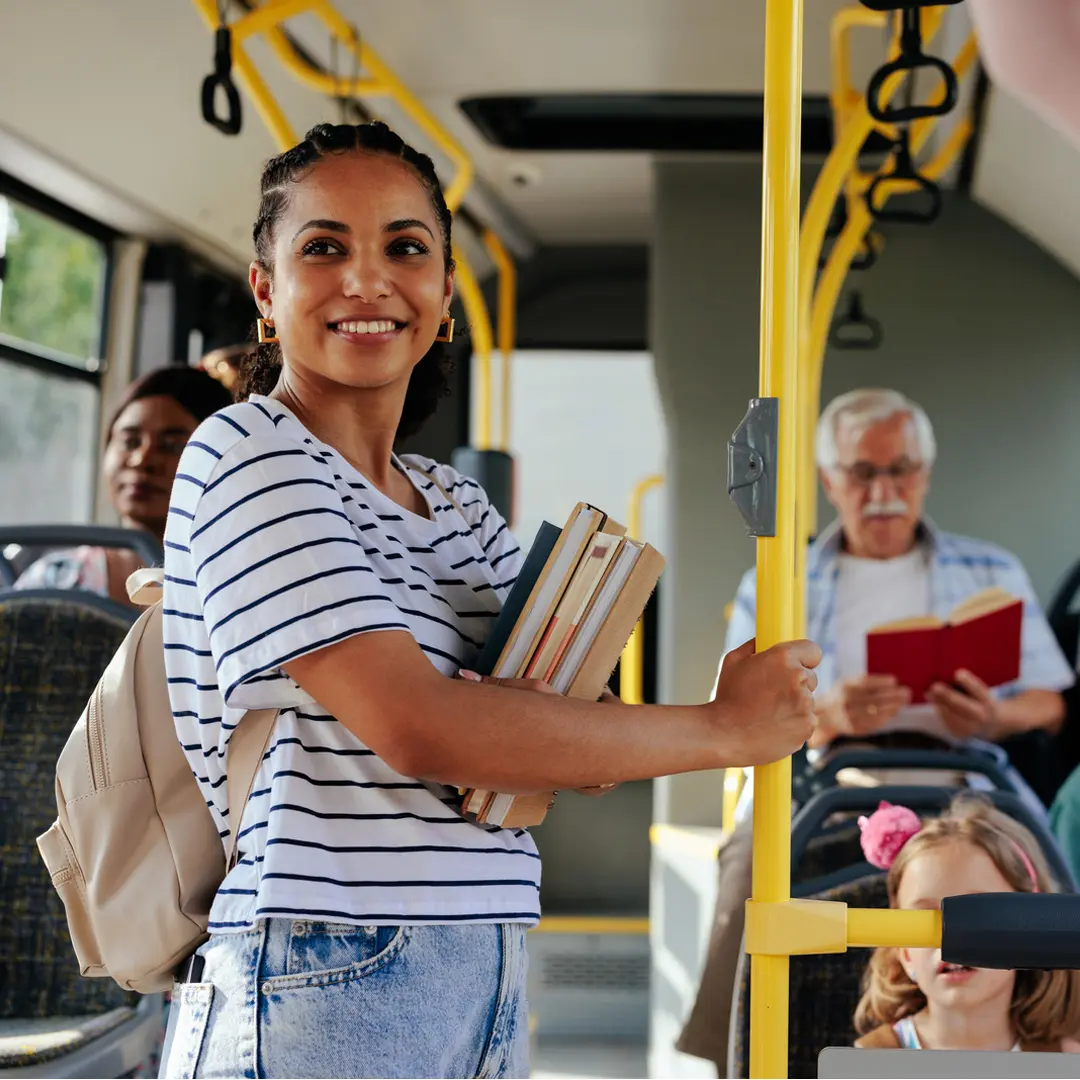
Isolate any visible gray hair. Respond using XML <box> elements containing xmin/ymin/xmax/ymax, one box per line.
<box><xmin>815</xmin><ymin>388</ymin><xmax>937</xmax><ymax>471</ymax></box>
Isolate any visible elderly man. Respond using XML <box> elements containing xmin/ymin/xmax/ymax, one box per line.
<box><xmin>676</xmin><ymin>387</ymin><xmax>1074</xmax><ymax>1076</ymax></box>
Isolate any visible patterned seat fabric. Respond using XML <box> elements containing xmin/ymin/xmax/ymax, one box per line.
<box><xmin>0</xmin><ymin>1007</ymin><xmax>135</xmax><ymax>1069</ymax></box>
<box><xmin>729</xmin><ymin>874</ymin><xmax>889</xmax><ymax>1079</ymax></box>
<box><xmin>0</xmin><ymin>593</ymin><xmax>138</xmax><ymax>1021</ymax></box>
<box><xmin>793</xmin><ymin>822</ymin><xmax>864</xmax><ymax>886</ymax></box>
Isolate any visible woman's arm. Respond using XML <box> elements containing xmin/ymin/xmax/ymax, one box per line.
<box><xmin>285</xmin><ymin>634</ymin><xmax>821</xmax><ymax>791</ymax></box>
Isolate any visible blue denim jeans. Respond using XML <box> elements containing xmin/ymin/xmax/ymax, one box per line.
<box><xmin>158</xmin><ymin>920</ymin><xmax>529</xmax><ymax>1079</ymax></box>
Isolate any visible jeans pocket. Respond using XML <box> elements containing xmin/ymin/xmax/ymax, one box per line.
<box><xmin>161</xmin><ymin>982</ymin><xmax>214</xmax><ymax>1079</ymax></box>
<box><xmin>271</xmin><ymin>922</ymin><xmax>410</xmax><ymax>990</ymax></box>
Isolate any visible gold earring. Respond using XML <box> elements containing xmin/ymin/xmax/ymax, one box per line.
<box><xmin>257</xmin><ymin>317</ymin><xmax>277</xmax><ymax>344</ymax></box>
<box><xmin>435</xmin><ymin>315</ymin><xmax>454</xmax><ymax>344</ymax></box>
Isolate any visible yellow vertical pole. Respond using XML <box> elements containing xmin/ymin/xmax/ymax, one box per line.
<box><xmin>751</xmin><ymin>0</ymin><xmax>803</xmax><ymax>1076</ymax></box>
<box><xmin>481</xmin><ymin>229</ymin><xmax>517</xmax><ymax>452</ymax></box>
<box><xmin>452</xmin><ymin>248</ymin><xmax>494</xmax><ymax>450</ymax></box>
<box><xmin>619</xmin><ymin>474</ymin><xmax>664</xmax><ymax>705</ymax></box>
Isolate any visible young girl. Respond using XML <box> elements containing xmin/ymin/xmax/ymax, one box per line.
<box><xmin>157</xmin><ymin>120</ymin><xmax>821</xmax><ymax>1078</ymax></box>
<box><xmin>854</xmin><ymin>796</ymin><xmax>1080</xmax><ymax>1053</ymax></box>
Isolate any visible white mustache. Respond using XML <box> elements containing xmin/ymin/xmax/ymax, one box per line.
<box><xmin>863</xmin><ymin>499</ymin><xmax>909</xmax><ymax>518</ymax></box>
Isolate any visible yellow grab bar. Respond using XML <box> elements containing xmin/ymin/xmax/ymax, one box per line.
<box><xmin>796</xmin><ymin>19</ymin><xmax>976</xmax><ymax>580</ymax></box>
<box><xmin>749</xmin><ymin>0</ymin><xmax>804</xmax><ymax>1076</ymax></box>
<box><xmin>191</xmin><ymin>0</ymin><xmax>502</xmax><ymax>451</ymax></box>
<box><xmin>745</xmin><ymin>899</ymin><xmax>941</xmax><ymax>957</ymax></box>
<box><xmin>830</xmin><ymin>5</ymin><xmax>892</xmax><ymax>143</ymax></box>
<box><xmin>618</xmin><ymin>474</ymin><xmax>663</xmax><ymax>706</ymax></box>
<box><xmin>453</xmin><ymin>250</ymin><xmax>495</xmax><ymax>451</ymax></box>
<box><xmin>722</xmin><ymin>767</ymin><xmax>745</xmax><ymax>835</ymax></box>
<box><xmin>192</xmin><ymin>0</ymin><xmax>298</xmax><ymax>148</ymax></box>
<box><xmin>219</xmin><ymin>0</ymin><xmax>475</xmax><ymax>212</ymax></box>
<box><xmin>481</xmin><ymin>229</ymin><xmax>517</xmax><ymax>452</ymax></box>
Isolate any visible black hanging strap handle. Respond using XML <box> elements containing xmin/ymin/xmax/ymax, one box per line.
<box><xmin>865</xmin><ymin>130</ymin><xmax>942</xmax><ymax>224</ymax></box>
<box><xmin>850</xmin><ymin>232</ymin><xmax>880</xmax><ymax>271</ymax></box>
<box><xmin>859</xmin><ymin>0</ymin><xmax>963</xmax><ymax>9</ymax></box>
<box><xmin>829</xmin><ymin>291</ymin><xmax>883</xmax><ymax>351</ymax></box>
<box><xmin>201</xmin><ymin>26</ymin><xmax>243</xmax><ymax>136</ymax></box>
<box><xmin>866</xmin><ymin>8</ymin><xmax>959</xmax><ymax>125</ymax></box>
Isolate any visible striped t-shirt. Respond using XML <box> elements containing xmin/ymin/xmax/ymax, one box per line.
<box><xmin>162</xmin><ymin>395</ymin><xmax>540</xmax><ymax>932</ymax></box>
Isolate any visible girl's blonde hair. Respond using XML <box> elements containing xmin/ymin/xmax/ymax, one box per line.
<box><xmin>854</xmin><ymin>794</ymin><xmax>1080</xmax><ymax>1044</ymax></box>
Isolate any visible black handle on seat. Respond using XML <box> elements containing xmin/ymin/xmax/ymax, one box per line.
<box><xmin>789</xmin><ymin>785</ymin><xmax>1077</xmax><ymax>891</ymax></box>
<box><xmin>829</xmin><ymin>291</ymin><xmax>883</xmax><ymax>351</ymax></box>
<box><xmin>0</xmin><ymin>525</ymin><xmax>163</xmax><ymax>576</ymax></box>
<box><xmin>201</xmin><ymin>26</ymin><xmax>243</xmax><ymax>136</ymax></box>
<box><xmin>813</xmin><ymin>748</ymin><xmax>1017</xmax><ymax>794</ymax></box>
<box><xmin>942</xmin><ymin>893</ymin><xmax>1080</xmax><ymax>970</ymax></box>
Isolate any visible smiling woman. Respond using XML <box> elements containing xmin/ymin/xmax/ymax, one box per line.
<box><xmin>155</xmin><ymin>120</ymin><xmax>823</xmax><ymax>1080</ymax></box>
<box><xmin>237</xmin><ymin>121</ymin><xmax>457</xmax><ymax>453</ymax></box>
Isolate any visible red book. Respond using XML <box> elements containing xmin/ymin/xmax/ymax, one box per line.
<box><xmin>866</xmin><ymin>588</ymin><xmax>1023</xmax><ymax>704</ymax></box>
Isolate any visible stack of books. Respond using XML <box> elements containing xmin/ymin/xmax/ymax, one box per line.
<box><xmin>460</xmin><ymin>502</ymin><xmax>665</xmax><ymax>829</ymax></box>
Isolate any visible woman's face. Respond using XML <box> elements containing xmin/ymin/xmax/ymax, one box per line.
<box><xmin>251</xmin><ymin>151</ymin><xmax>453</xmax><ymax>398</ymax></box>
<box><xmin>103</xmin><ymin>395</ymin><xmax>200</xmax><ymax>534</ymax></box>
<box><xmin>897</xmin><ymin>840</ymin><xmax>1017</xmax><ymax>1016</ymax></box>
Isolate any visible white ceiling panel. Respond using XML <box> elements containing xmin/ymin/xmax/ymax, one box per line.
<box><xmin>0</xmin><ymin>1</ymin><xmax>909</xmax><ymax>266</ymax></box>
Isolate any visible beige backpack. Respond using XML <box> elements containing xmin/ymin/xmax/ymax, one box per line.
<box><xmin>36</xmin><ymin>569</ymin><xmax>277</xmax><ymax>993</ymax></box>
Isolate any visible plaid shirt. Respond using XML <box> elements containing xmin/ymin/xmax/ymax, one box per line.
<box><xmin>724</xmin><ymin>517</ymin><xmax>1075</xmax><ymax>700</ymax></box>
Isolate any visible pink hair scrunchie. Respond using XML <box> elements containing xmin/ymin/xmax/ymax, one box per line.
<box><xmin>857</xmin><ymin>801</ymin><xmax>923</xmax><ymax>870</ymax></box>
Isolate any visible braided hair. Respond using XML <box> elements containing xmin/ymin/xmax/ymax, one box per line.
<box><xmin>238</xmin><ymin>121</ymin><xmax>456</xmax><ymax>442</ymax></box>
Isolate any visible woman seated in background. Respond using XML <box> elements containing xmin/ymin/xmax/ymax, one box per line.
<box><xmin>15</xmin><ymin>364</ymin><xmax>233</xmax><ymax>606</ymax></box>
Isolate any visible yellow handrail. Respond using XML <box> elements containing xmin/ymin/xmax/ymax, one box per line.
<box><xmin>619</xmin><ymin>474</ymin><xmax>663</xmax><ymax>706</ymax></box>
<box><xmin>721</xmin><ymin>767</ymin><xmax>745</xmax><ymax>835</ymax></box>
<box><xmin>192</xmin><ymin>0</ymin><xmax>299</xmax><ymax>147</ymax></box>
<box><xmin>794</xmin><ymin>14</ymin><xmax>976</xmax><ymax>638</ymax></box>
<box><xmin>453</xmin><ymin>250</ymin><xmax>495</xmax><ymax>450</ymax></box>
<box><xmin>209</xmin><ymin>0</ymin><xmax>476</xmax><ymax>212</ymax></box>
<box><xmin>190</xmin><ymin>0</ymin><xmax>514</xmax><ymax>450</ymax></box>
<box><xmin>482</xmin><ymin>229</ymin><xmax>517</xmax><ymax>452</ymax></box>
<box><xmin>746</xmin><ymin>10</ymin><xmax>978</xmax><ymax>1075</ymax></box>
<box><xmin>750</xmin><ymin>0</ymin><xmax>803</xmax><ymax>1075</ymax></box>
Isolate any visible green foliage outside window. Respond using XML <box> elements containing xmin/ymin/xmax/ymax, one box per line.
<box><xmin>0</xmin><ymin>197</ymin><xmax>106</xmax><ymax>366</ymax></box>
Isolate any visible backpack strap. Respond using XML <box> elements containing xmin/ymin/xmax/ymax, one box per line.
<box><xmin>126</xmin><ymin>568</ymin><xmax>278</xmax><ymax>869</ymax></box>
<box><xmin>127</xmin><ymin>567</ymin><xmax>165</xmax><ymax>606</ymax></box>
<box><xmin>402</xmin><ymin>458</ymin><xmax>466</xmax><ymax>518</ymax></box>
<box><xmin>224</xmin><ymin>707</ymin><xmax>278</xmax><ymax>870</ymax></box>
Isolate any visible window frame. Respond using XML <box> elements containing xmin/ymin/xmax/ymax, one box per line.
<box><xmin>0</xmin><ymin>170</ymin><xmax>118</xmax><ymax>386</ymax></box>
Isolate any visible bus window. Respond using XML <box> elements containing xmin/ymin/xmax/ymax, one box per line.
<box><xmin>0</xmin><ymin>357</ymin><xmax>98</xmax><ymax>524</ymax></box>
<box><xmin>0</xmin><ymin>196</ymin><xmax>107</xmax><ymax>368</ymax></box>
<box><xmin>0</xmin><ymin>193</ymin><xmax>107</xmax><ymax>524</ymax></box>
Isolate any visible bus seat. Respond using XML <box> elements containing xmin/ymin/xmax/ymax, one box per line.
<box><xmin>790</xmin><ymin>785</ymin><xmax>1076</xmax><ymax>894</ymax></box>
<box><xmin>1048</xmin><ymin>559</ymin><xmax>1080</xmax><ymax>790</ymax></box>
<box><xmin>728</xmin><ymin>873</ymin><xmax>889</xmax><ymax>1079</ymax></box>
<box><xmin>0</xmin><ymin>525</ymin><xmax>164</xmax><ymax>589</ymax></box>
<box><xmin>789</xmin><ymin>746</ymin><xmax>1039</xmax><ymax>893</ymax></box>
<box><xmin>726</xmin><ymin>786</ymin><xmax>1078</xmax><ymax>1075</ymax></box>
<box><xmin>0</xmin><ymin>589</ymin><xmax>164</xmax><ymax>1078</ymax></box>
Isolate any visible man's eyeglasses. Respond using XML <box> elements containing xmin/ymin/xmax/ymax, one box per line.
<box><xmin>838</xmin><ymin>459</ymin><xmax>924</xmax><ymax>486</ymax></box>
